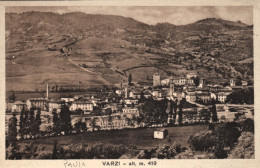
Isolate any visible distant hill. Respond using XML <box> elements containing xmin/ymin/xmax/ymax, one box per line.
<box><xmin>5</xmin><ymin>12</ymin><xmax>253</xmax><ymax>91</ymax></box>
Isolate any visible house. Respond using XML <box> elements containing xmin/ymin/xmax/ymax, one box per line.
<box><xmin>152</xmin><ymin>90</ymin><xmax>162</xmax><ymax>97</ymax></box>
<box><xmin>154</xmin><ymin>129</ymin><xmax>168</xmax><ymax>139</ymax></box>
<box><xmin>210</xmin><ymin>92</ymin><xmax>218</xmax><ymax>100</ymax></box>
<box><xmin>161</xmin><ymin>78</ymin><xmax>170</xmax><ymax>86</ymax></box>
<box><xmin>186</xmin><ymin>73</ymin><xmax>197</xmax><ymax>79</ymax></box>
<box><xmin>241</xmin><ymin>80</ymin><xmax>248</xmax><ymax>86</ymax></box>
<box><xmin>122</xmin><ymin>107</ymin><xmax>139</xmax><ymax>115</ymax></box>
<box><xmin>173</xmin><ymin>91</ymin><xmax>185</xmax><ymax>101</ymax></box>
<box><xmin>124</xmin><ymin>98</ymin><xmax>139</xmax><ymax>105</ymax></box>
<box><xmin>26</xmin><ymin>98</ymin><xmax>47</xmax><ymax>111</ymax></box>
<box><xmin>173</xmin><ymin>78</ymin><xmax>186</xmax><ymax>85</ymax></box>
<box><xmin>11</xmin><ymin>101</ymin><xmax>26</xmax><ymax>113</ymax></box>
<box><xmin>115</xmin><ymin>89</ymin><xmax>123</xmax><ymax>95</ymax></box>
<box><xmin>143</xmin><ymin>90</ymin><xmax>152</xmax><ymax>99</ymax></box>
<box><xmin>6</xmin><ymin>102</ymin><xmax>14</xmax><ymax>112</ymax></box>
<box><xmin>48</xmin><ymin>100</ymin><xmax>63</xmax><ymax>112</ymax></box>
<box><xmin>129</xmin><ymin>91</ymin><xmax>141</xmax><ymax>99</ymax></box>
<box><xmin>186</xmin><ymin>92</ymin><xmax>196</xmax><ymax>102</ymax></box>
<box><xmin>70</xmin><ymin>101</ymin><xmax>94</xmax><ymax>112</ymax></box>
<box><xmin>196</xmin><ymin>93</ymin><xmax>211</xmax><ymax>103</ymax></box>
<box><xmin>61</xmin><ymin>98</ymin><xmax>75</xmax><ymax>103</ymax></box>
<box><xmin>217</xmin><ymin>92</ymin><xmax>231</xmax><ymax>103</ymax></box>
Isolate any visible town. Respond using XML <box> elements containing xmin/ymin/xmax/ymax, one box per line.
<box><xmin>5</xmin><ymin>7</ymin><xmax>255</xmax><ymax>160</ymax></box>
<box><xmin>6</xmin><ymin>72</ymin><xmax>254</xmax><ymax>140</ymax></box>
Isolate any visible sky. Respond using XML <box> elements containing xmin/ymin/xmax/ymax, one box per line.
<box><xmin>6</xmin><ymin>6</ymin><xmax>253</xmax><ymax>25</ymax></box>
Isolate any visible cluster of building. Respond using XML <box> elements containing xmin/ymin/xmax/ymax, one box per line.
<box><xmin>152</xmin><ymin>73</ymin><xmax>249</xmax><ymax>104</ymax></box>
<box><xmin>6</xmin><ymin>72</ymin><xmax>252</xmax><ymax>132</ymax></box>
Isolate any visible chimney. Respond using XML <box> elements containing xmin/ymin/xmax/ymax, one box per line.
<box><xmin>46</xmin><ymin>83</ymin><xmax>49</xmax><ymax>99</ymax></box>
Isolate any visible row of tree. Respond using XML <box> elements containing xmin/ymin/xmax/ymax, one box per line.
<box><xmin>7</xmin><ymin>108</ymin><xmax>42</xmax><ymax>146</ymax></box>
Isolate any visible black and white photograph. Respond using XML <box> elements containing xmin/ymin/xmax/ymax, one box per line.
<box><xmin>4</xmin><ymin>5</ymin><xmax>256</xmax><ymax>161</ymax></box>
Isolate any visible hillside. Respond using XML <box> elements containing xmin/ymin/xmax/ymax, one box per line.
<box><xmin>5</xmin><ymin>12</ymin><xmax>253</xmax><ymax>91</ymax></box>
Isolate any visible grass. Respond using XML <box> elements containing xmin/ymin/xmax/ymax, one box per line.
<box><xmin>19</xmin><ymin>125</ymin><xmax>208</xmax><ymax>151</ymax></box>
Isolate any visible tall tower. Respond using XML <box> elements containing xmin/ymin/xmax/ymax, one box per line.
<box><xmin>46</xmin><ymin>83</ymin><xmax>49</xmax><ymax>99</ymax></box>
<box><xmin>230</xmin><ymin>78</ymin><xmax>236</xmax><ymax>87</ymax></box>
<box><xmin>169</xmin><ymin>77</ymin><xmax>175</xmax><ymax>96</ymax></box>
<box><xmin>124</xmin><ymin>87</ymin><xmax>129</xmax><ymax>98</ymax></box>
<box><xmin>153</xmin><ymin>73</ymin><xmax>161</xmax><ymax>87</ymax></box>
<box><xmin>198</xmin><ymin>78</ymin><xmax>205</xmax><ymax>88</ymax></box>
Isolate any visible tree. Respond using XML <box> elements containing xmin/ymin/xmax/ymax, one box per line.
<box><xmin>8</xmin><ymin>90</ymin><xmax>16</xmax><ymax>102</ymax></box>
<box><xmin>215</xmin><ymin>122</ymin><xmax>241</xmax><ymax>148</ymax></box>
<box><xmin>108</xmin><ymin>116</ymin><xmax>113</xmax><ymax>128</ymax></box>
<box><xmin>52</xmin><ymin>140</ymin><xmax>58</xmax><ymax>159</ymax></box>
<box><xmin>241</xmin><ymin>118</ymin><xmax>254</xmax><ymax>133</ymax></box>
<box><xmin>173</xmin><ymin>101</ymin><xmax>177</xmax><ymax>124</ymax></box>
<box><xmin>90</xmin><ymin>118</ymin><xmax>98</xmax><ymax>131</ymax></box>
<box><xmin>6</xmin><ymin>143</ymin><xmax>17</xmax><ymax>159</ymax></box>
<box><xmin>34</xmin><ymin>108</ymin><xmax>42</xmax><ymax>137</ymax></box>
<box><xmin>7</xmin><ymin>113</ymin><xmax>17</xmax><ymax>145</ymax></box>
<box><xmin>228</xmin><ymin>132</ymin><xmax>254</xmax><ymax>159</ymax></box>
<box><xmin>198</xmin><ymin>108</ymin><xmax>211</xmax><ymax>123</ymax></box>
<box><xmin>178</xmin><ymin>101</ymin><xmax>183</xmax><ymax>126</ymax></box>
<box><xmin>226</xmin><ymin>88</ymin><xmax>254</xmax><ymax>104</ymax></box>
<box><xmin>60</xmin><ymin>105</ymin><xmax>72</xmax><ymax>135</ymax></box>
<box><xmin>28</xmin><ymin>108</ymin><xmax>35</xmax><ymax>138</ymax></box>
<box><xmin>24</xmin><ymin>110</ymin><xmax>30</xmax><ymax>139</ymax></box>
<box><xmin>211</xmin><ymin>101</ymin><xmax>218</xmax><ymax>123</ymax></box>
<box><xmin>19</xmin><ymin>107</ymin><xmax>25</xmax><ymax>139</ymax></box>
<box><xmin>74</xmin><ymin>119</ymin><xmax>86</xmax><ymax>133</ymax></box>
<box><xmin>140</xmin><ymin>91</ymin><xmax>145</xmax><ymax>102</ymax></box>
<box><xmin>214</xmin><ymin>140</ymin><xmax>227</xmax><ymax>159</ymax></box>
<box><xmin>52</xmin><ymin>109</ymin><xmax>60</xmax><ymax>135</ymax></box>
<box><xmin>193</xmin><ymin>77</ymin><xmax>200</xmax><ymax>87</ymax></box>
<box><xmin>128</xmin><ymin>73</ymin><xmax>132</xmax><ymax>85</ymax></box>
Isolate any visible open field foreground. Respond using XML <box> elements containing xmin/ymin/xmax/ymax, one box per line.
<box><xmin>19</xmin><ymin>125</ymin><xmax>208</xmax><ymax>151</ymax></box>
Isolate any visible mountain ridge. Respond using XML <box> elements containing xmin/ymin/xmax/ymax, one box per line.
<box><xmin>5</xmin><ymin>12</ymin><xmax>253</xmax><ymax>91</ymax></box>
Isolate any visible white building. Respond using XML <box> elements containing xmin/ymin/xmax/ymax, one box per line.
<box><xmin>153</xmin><ymin>73</ymin><xmax>161</xmax><ymax>86</ymax></box>
<box><xmin>70</xmin><ymin>101</ymin><xmax>94</xmax><ymax>112</ymax></box>
<box><xmin>154</xmin><ymin>129</ymin><xmax>167</xmax><ymax>139</ymax></box>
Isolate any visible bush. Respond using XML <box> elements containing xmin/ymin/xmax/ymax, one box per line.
<box><xmin>215</xmin><ymin>122</ymin><xmax>241</xmax><ymax>148</ymax></box>
<box><xmin>188</xmin><ymin>131</ymin><xmax>217</xmax><ymax>151</ymax></box>
<box><xmin>61</xmin><ymin>143</ymin><xmax>127</xmax><ymax>159</ymax></box>
<box><xmin>241</xmin><ymin>118</ymin><xmax>254</xmax><ymax>133</ymax></box>
<box><xmin>136</xmin><ymin>143</ymin><xmax>185</xmax><ymax>159</ymax></box>
<box><xmin>228</xmin><ymin>132</ymin><xmax>254</xmax><ymax>159</ymax></box>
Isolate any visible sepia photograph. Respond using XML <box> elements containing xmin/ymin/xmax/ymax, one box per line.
<box><xmin>4</xmin><ymin>5</ymin><xmax>255</xmax><ymax>161</ymax></box>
